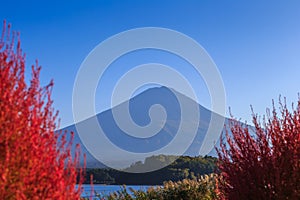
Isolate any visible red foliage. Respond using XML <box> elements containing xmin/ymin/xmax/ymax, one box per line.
<box><xmin>0</xmin><ymin>21</ymin><xmax>85</xmax><ymax>199</ymax></box>
<box><xmin>217</xmin><ymin>99</ymin><xmax>300</xmax><ymax>199</ymax></box>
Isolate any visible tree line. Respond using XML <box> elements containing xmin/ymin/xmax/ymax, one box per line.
<box><xmin>84</xmin><ymin>155</ymin><xmax>218</xmax><ymax>185</ymax></box>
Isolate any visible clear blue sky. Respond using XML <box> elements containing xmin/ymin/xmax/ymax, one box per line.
<box><xmin>1</xmin><ymin>0</ymin><xmax>300</xmax><ymax>127</ymax></box>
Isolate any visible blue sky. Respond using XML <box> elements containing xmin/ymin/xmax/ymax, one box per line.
<box><xmin>1</xmin><ymin>0</ymin><xmax>300</xmax><ymax>127</ymax></box>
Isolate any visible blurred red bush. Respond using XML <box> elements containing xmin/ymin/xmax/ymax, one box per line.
<box><xmin>217</xmin><ymin>99</ymin><xmax>300</xmax><ymax>199</ymax></box>
<box><xmin>0</xmin><ymin>21</ymin><xmax>84</xmax><ymax>199</ymax></box>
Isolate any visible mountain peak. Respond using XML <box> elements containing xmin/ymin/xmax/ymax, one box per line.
<box><xmin>61</xmin><ymin>85</ymin><xmax>226</xmax><ymax>169</ymax></box>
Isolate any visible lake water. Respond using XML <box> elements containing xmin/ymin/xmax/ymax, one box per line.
<box><xmin>79</xmin><ymin>184</ymin><xmax>156</xmax><ymax>198</ymax></box>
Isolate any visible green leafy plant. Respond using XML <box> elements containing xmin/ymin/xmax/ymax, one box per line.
<box><xmin>105</xmin><ymin>174</ymin><xmax>218</xmax><ymax>200</ymax></box>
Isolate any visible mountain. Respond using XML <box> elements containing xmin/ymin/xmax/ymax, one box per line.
<box><xmin>60</xmin><ymin>86</ymin><xmax>229</xmax><ymax>170</ymax></box>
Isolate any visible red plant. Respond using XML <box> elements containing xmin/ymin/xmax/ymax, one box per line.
<box><xmin>217</xmin><ymin>99</ymin><xmax>300</xmax><ymax>199</ymax></box>
<box><xmin>0</xmin><ymin>21</ymin><xmax>85</xmax><ymax>199</ymax></box>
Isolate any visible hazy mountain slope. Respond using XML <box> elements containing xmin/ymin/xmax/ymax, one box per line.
<box><xmin>61</xmin><ymin>86</ymin><xmax>229</xmax><ymax>168</ymax></box>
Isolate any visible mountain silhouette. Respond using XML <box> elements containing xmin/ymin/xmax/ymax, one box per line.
<box><xmin>60</xmin><ymin>86</ymin><xmax>228</xmax><ymax>169</ymax></box>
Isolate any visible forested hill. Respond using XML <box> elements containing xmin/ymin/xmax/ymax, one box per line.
<box><xmin>84</xmin><ymin>155</ymin><xmax>218</xmax><ymax>185</ymax></box>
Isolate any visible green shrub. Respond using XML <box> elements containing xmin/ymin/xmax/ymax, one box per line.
<box><xmin>105</xmin><ymin>174</ymin><xmax>218</xmax><ymax>200</ymax></box>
